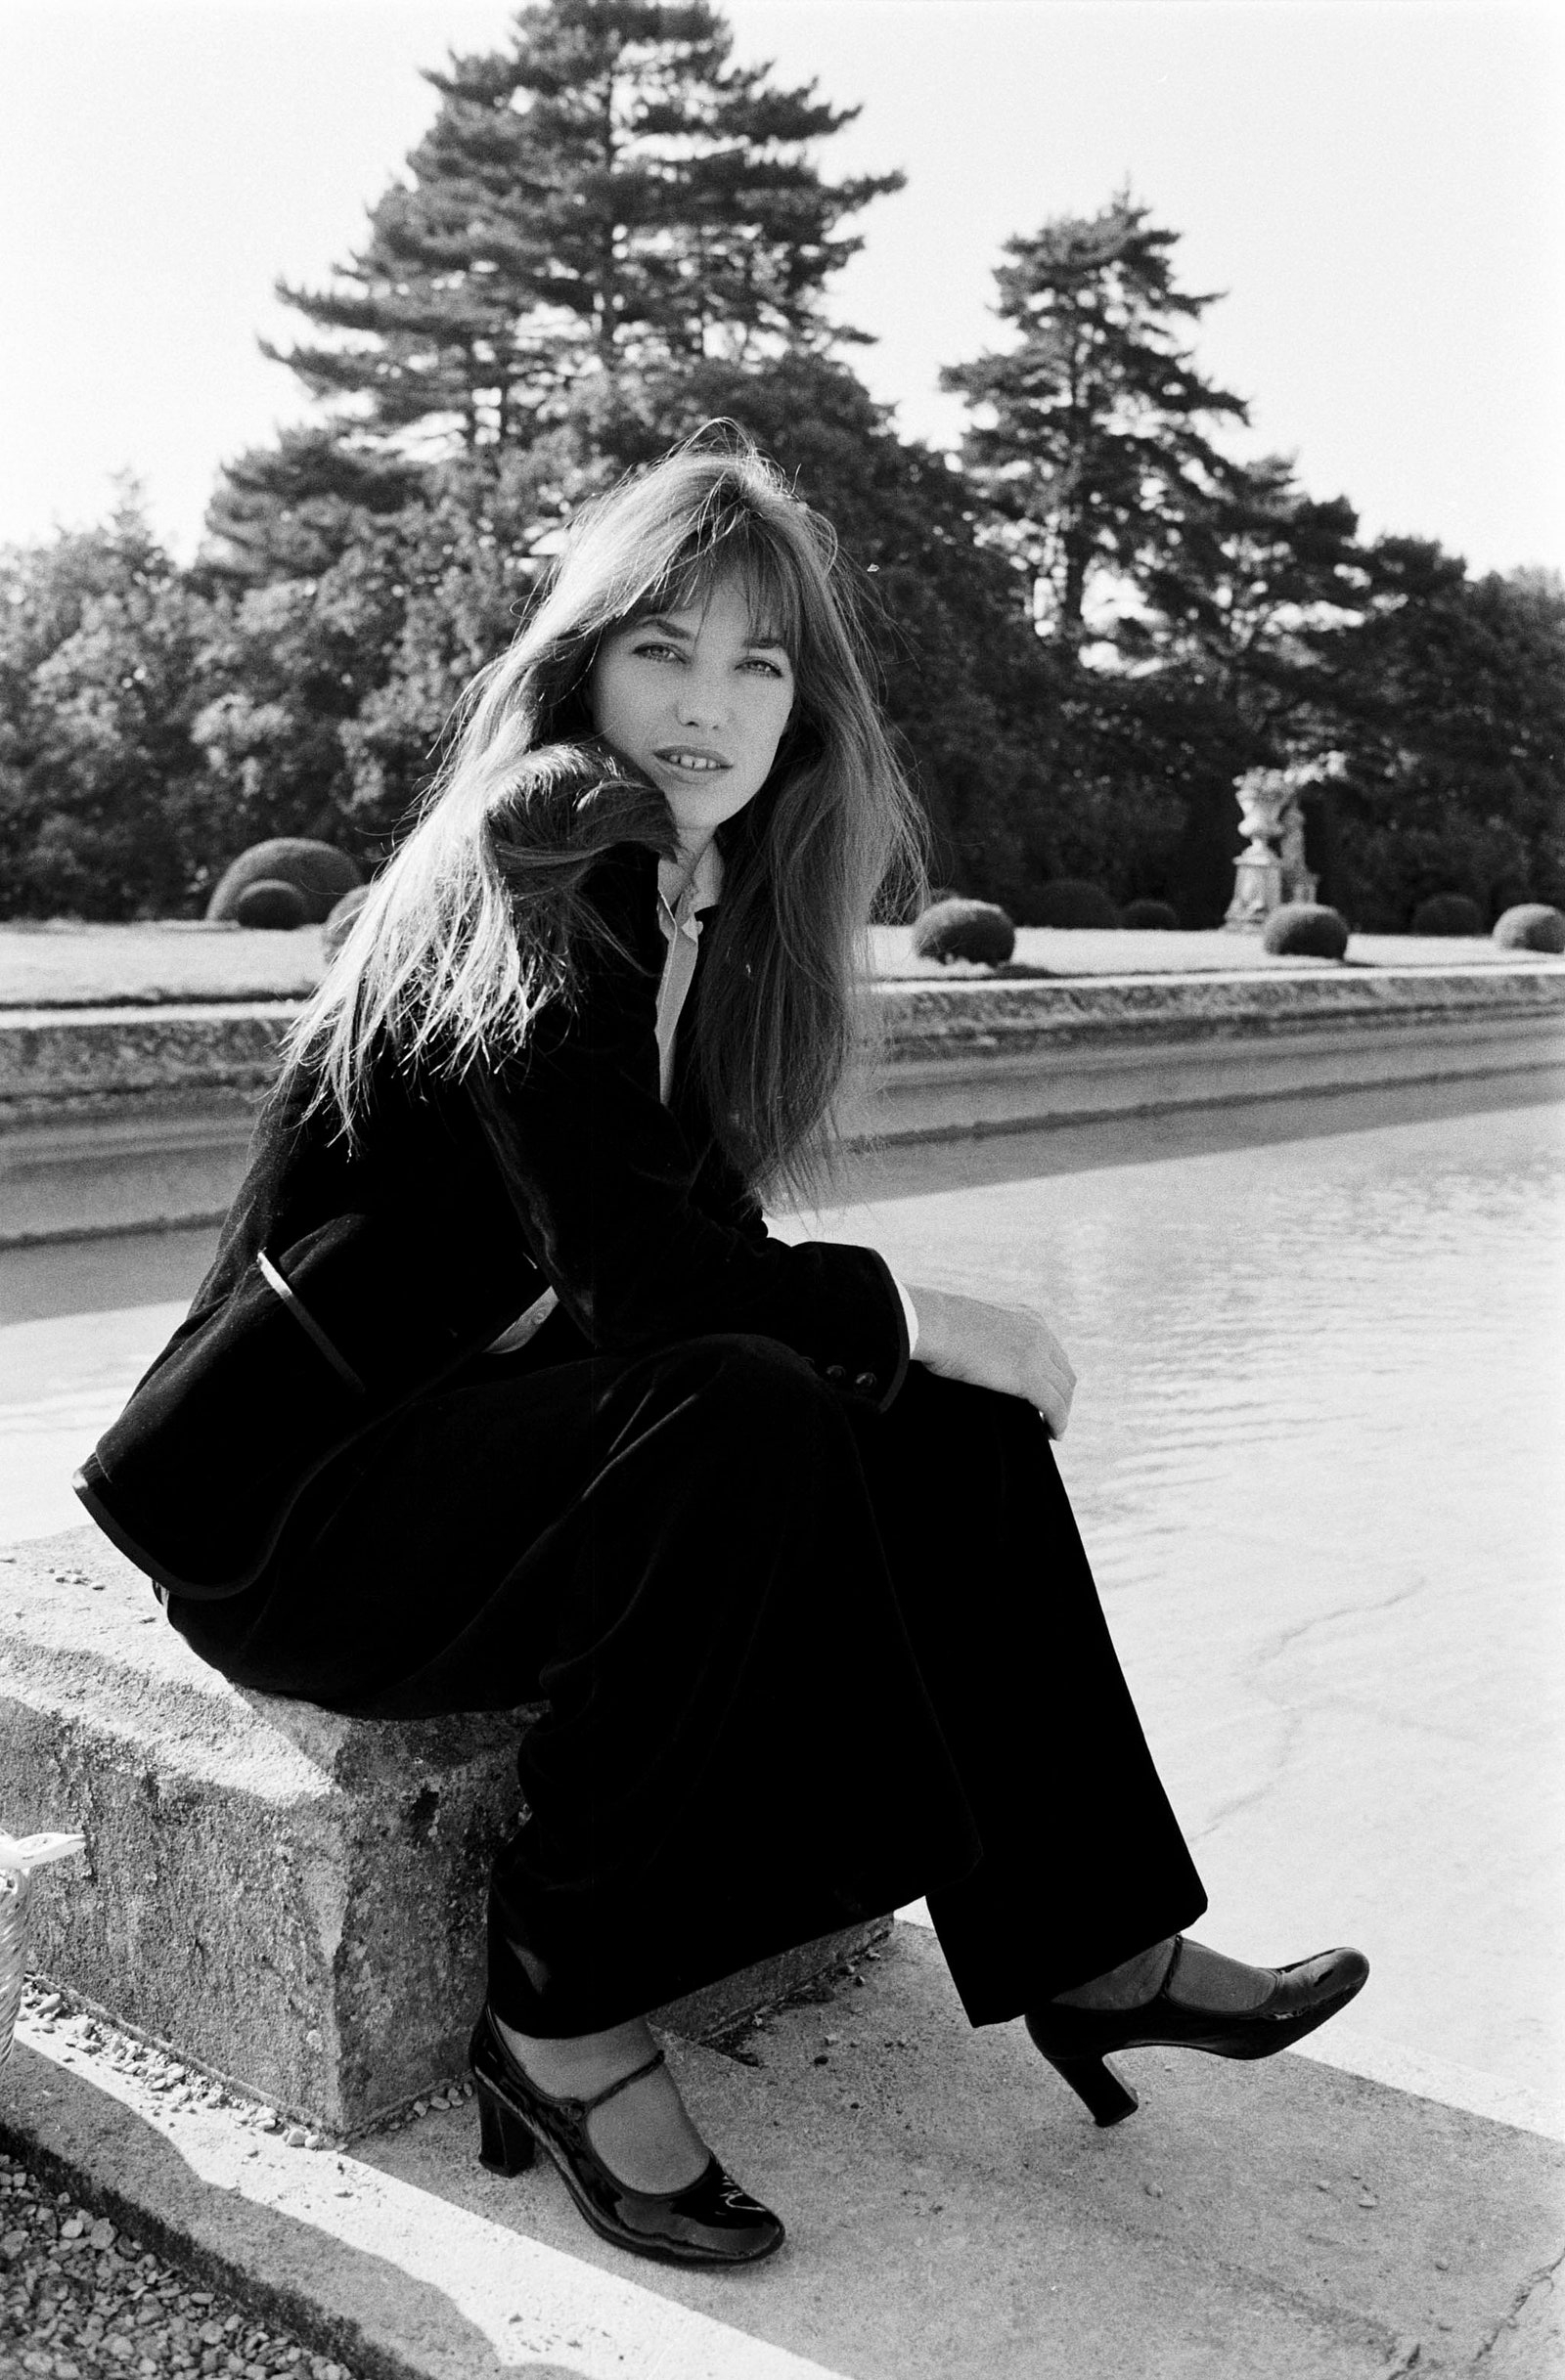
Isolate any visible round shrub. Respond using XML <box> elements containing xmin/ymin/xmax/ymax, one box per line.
<box><xmin>1262</xmin><ymin>902</ymin><xmax>1350</xmax><ymax>960</ymax></box>
<box><xmin>1410</xmin><ymin>893</ymin><xmax>1484</xmax><ymax>938</ymax></box>
<box><xmin>910</xmin><ymin>897</ymin><xmax>1016</xmax><ymax>966</ymax></box>
<box><xmin>207</xmin><ymin>837</ymin><xmax>362</xmax><ymax>926</ymax></box>
<box><xmin>1121</xmin><ymin>898</ymin><xmax>1181</xmax><ymax>932</ymax></box>
<box><xmin>323</xmin><ymin>883</ymin><xmax>372</xmax><ymax>960</ymax></box>
<box><xmin>1032</xmin><ymin>879</ymin><xmax>1121</xmax><ymax>929</ymax></box>
<box><xmin>1493</xmin><ymin>902</ymin><xmax>1565</xmax><ymax>954</ymax></box>
<box><xmin>232</xmin><ymin>878</ymin><xmax>309</xmax><ymax>931</ymax></box>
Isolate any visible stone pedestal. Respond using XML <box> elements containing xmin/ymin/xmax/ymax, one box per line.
<box><xmin>0</xmin><ymin>1528</ymin><xmax>880</xmax><ymax>2134</ymax></box>
<box><xmin>1223</xmin><ymin>848</ymin><xmax>1283</xmax><ymax>932</ymax></box>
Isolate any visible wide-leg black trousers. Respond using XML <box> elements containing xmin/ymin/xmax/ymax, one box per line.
<box><xmin>170</xmin><ymin>1326</ymin><xmax>1205</xmax><ymax>2034</ymax></box>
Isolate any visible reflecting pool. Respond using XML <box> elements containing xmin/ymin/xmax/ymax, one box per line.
<box><xmin>802</xmin><ymin>1080</ymin><xmax>1565</xmax><ymax>2131</ymax></box>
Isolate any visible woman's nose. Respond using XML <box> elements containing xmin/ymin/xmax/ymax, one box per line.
<box><xmin>676</xmin><ymin>672</ymin><xmax>726</xmax><ymax>730</ymax></box>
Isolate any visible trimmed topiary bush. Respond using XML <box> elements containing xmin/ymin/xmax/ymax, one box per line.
<box><xmin>231</xmin><ymin>878</ymin><xmax>309</xmax><ymax>930</ymax></box>
<box><xmin>323</xmin><ymin>883</ymin><xmax>373</xmax><ymax>960</ymax></box>
<box><xmin>1493</xmin><ymin>903</ymin><xmax>1565</xmax><ymax>954</ymax></box>
<box><xmin>1262</xmin><ymin>902</ymin><xmax>1350</xmax><ymax>959</ymax></box>
<box><xmin>1410</xmin><ymin>893</ymin><xmax>1484</xmax><ymax>937</ymax></box>
<box><xmin>911</xmin><ymin>897</ymin><xmax>1016</xmax><ymax>966</ymax></box>
<box><xmin>1032</xmin><ymin>879</ymin><xmax>1121</xmax><ymax>929</ymax></box>
<box><xmin>207</xmin><ymin>837</ymin><xmax>362</xmax><ymax>926</ymax></box>
<box><xmin>1121</xmin><ymin>898</ymin><xmax>1181</xmax><ymax>932</ymax></box>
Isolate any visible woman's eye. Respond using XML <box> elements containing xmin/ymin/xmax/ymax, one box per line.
<box><xmin>744</xmin><ymin>656</ymin><xmax>786</xmax><ymax>679</ymax></box>
<box><xmin>631</xmin><ymin>639</ymin><xmax>682</xmax><ymax>662</ymax></box>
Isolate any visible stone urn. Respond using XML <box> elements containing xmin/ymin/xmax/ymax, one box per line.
<box><xmin>1224</xmin><ymin>755</ymin><xmax>1342</xmax><ymax>931</ymax></box>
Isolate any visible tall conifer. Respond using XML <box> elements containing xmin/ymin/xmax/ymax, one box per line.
<box><xmin>943</xmin><ymin>193</ymin><xmax>1251</xmax><ymax>644</ymax></box>
<box><xmin>269</xmin><ymin>0</ymin><xmax>900</xmax><ymax>451</ymax></box>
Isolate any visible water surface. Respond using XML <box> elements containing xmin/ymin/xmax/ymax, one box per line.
<box><xmin>799</xmin><ymin>1093</ymin><xmax>1565</xmax><ymax>2118</ymax></box>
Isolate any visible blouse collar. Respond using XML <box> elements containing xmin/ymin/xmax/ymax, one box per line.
<box><xmin>655</xmin><ymin>841</ymin><xmax>725</xmax><ymax>937</ymax></box>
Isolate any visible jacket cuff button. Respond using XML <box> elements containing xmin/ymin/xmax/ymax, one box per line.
<box><xmin>853</xmin><ymin>1371</ymin><xmax>879</xmax><ymax>1395</ymax></box>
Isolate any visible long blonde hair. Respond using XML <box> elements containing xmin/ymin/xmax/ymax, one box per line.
<box><xmin>283</xmin><ymin>435</ymin><xmax>924</xmax><ymax>1195</ymax></box>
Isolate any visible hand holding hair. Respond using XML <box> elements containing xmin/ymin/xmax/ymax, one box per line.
<box><xmin>903</xmin><ymin>1283</ymin><xmax>1077</xmax><ymax>1437</ymax></box>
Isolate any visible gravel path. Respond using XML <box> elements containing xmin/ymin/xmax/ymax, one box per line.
<box><xmin>1</xmin><ymin>1968</ymin><xmax>486</xmax><ymax>2380</ymax></box>
<box><xmin>0</xmin><ymin>2144</ymin><xmax>357</xmax><ymax>2380</ymax></box>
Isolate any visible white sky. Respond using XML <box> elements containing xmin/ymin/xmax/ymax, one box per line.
<box><xmin>2</xmin><ymin>0</ymin><xmax>1562</xmax><ymax>574</ymax></box>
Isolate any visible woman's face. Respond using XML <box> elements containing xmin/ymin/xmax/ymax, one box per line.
<box><xmin>589</xmin><ymin>575</ymin><xmax>796</xmax><ymax>861</ymax></box>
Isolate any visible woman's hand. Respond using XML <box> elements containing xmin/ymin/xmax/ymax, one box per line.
<box><xmin>904</xmin><ymin>1282</ymin><xmax>1077</xmax><ymax>1438</ymax></box>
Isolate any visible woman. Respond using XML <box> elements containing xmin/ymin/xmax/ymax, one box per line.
<box><xmin>76</xmin><ymin>439</ymin><xmax>1366</xmax><ymax>2271</ymax></box>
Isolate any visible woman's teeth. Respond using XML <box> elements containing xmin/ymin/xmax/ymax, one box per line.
<box><xmin>660</xmin><ymin>752</ymin><xmax>726</xmax><ymax>771</ymax></box>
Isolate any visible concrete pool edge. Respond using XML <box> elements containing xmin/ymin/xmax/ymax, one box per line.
<box><xmin>893</xmin><ymin>1905</ymin><xmax>1565</xmax><ymax>2150</ymax></box>
<box><xmin>3</xmin><ymin>1917</ymin><xmax>1560</xmax><ymax>2380</ymax></box>
<box><xmin>1289</xmin><ymin>2021</ymin><xmax>1565</xmax><ymax>2147</ymax></box>
<box><xmin>4</xmin><ymin>962</ymin><xmax>1563</xmax><ymax>1246</ymax></box>
<box><xmin>849</xmin><ymin>961</ymin><xmax>1565</xmax><ymax>1150</ymax></box>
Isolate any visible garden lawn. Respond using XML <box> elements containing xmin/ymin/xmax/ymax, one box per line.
<box><xmin>0</xmin><ymin>920</ymin><xmax>1555</xmax><ymax>1009</ymax></box>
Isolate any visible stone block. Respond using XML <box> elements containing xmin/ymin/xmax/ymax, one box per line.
<box><xmin>0</xmin><ymin>1527</ymin><xmax>879</xmax><ymax>2133</ymax></box>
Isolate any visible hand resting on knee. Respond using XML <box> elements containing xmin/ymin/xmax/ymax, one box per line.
<box><xmin>903</xmin><ymin>1284</ymin><xmax>1077</xmax><ymax>1436</ymax></box>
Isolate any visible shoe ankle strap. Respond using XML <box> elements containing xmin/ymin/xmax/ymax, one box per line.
<box><xmin>579</xmin><ymin>2049</ymin><xmax>667</xmax><ymax>2114</ymax></box>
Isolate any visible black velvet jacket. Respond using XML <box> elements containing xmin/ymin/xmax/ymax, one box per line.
<box><xmin>74</xmin><ymin>842</ymin><xmax>909</xmax><ymax>1599</ymax></box>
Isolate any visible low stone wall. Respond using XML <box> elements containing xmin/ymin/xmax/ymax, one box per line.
<box><xmin>872</xmin><ymin>958</ymin><xmax>1565</xmax><ymax>1057</ymax></box>
<box><xmin>0</xmin><ymin>1527</ymin><xmax>882</xmax><ymax>2135</ymax></box>
<box><xmin>3</xmin><ymin>964</ymin><xmax>1563</xmax><ymax>1243</ymax></box>
<box><xmin>849</xmin><ymin>962</ymin><xmax>1565</xmax><ymax>1143</ymax></box>
<box><xmin>0</xmin><ymin>1004</ymin><xmax>288</xmax><ymax>1245</ymax></box>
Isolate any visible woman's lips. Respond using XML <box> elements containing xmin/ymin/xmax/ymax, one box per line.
<box><xmin>652</xmin><ymin>747</ymin><xmax>731</xmax><ymax>773</ymax></box>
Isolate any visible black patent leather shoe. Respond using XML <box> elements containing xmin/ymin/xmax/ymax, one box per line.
<box><xmin>469</xmin><ymin>2004</ymin><xmax>784</xmax><ymax>2269</ymax></box>
<box><xmin>1025</xmin><ymin>1939</ymin><xmax>1369</xmax><ymax>2127</ymax></box>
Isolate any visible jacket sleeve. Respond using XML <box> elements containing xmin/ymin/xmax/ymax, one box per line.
<box><xmin>474</xmin><ymin>890</ymin><xmax>909</xmax><ymax>1414</ymax></box>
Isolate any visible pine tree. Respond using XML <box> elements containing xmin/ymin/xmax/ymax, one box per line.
<box><xmin>200</xmin><ymin>425</ymin><xmax>425</xmax><ymax>587</ymax></box>
<box><xmin>943</xmin><ymin>193</ymin><xmax>1251</xmax><ymax>645</ymax></box>
<box><xmin>268</xmin><ymin>0</ymin><xmax>900</xmax><ymax>452</ymax></box>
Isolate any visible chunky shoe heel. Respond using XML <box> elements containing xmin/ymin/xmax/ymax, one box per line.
<box><xmin>476</xmin><ymin>2079</ymin><xmax>538</xmax><ymax>2176</ymax></box>
<box><xmin>1045</xmin><ymin>2051</ymin><xmax>1140</xmax><ymax>2128</ymax></box>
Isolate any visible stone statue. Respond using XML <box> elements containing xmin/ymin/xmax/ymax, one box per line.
<box><xmin>1224</xmin><ymin>754</ymin><xmax>1344</xmax><ymax>930</ymax></box>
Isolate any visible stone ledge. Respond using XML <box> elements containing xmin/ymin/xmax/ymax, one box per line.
<box><xmin>0</xmin><ymin>1002</ymin><xmax>295</xmax><ymax>1121</ymax></box>
<box><xmin>4</xmin><ymin>1920</ymin><xmax>1561</xmax><ymax>2378</ymax></box>
<box><xmin>4</xmin><ymin>964</ymin><xmax>1562</xmax><ymax>1113</ymax></box>
<box><xmin>0</xmin><ymin>1526</ymin><xmax>881</xmax><ymax>2135</ymax></box>
<box><xmin>5</xmin><ymin>965</ymin><xmax>1562</xmax><ymax>1242</ymax></box>
<box><xmin>868</xmin><ymin>960</ymin><xmax>1565</xmax><ymax>1062</ymax></box>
